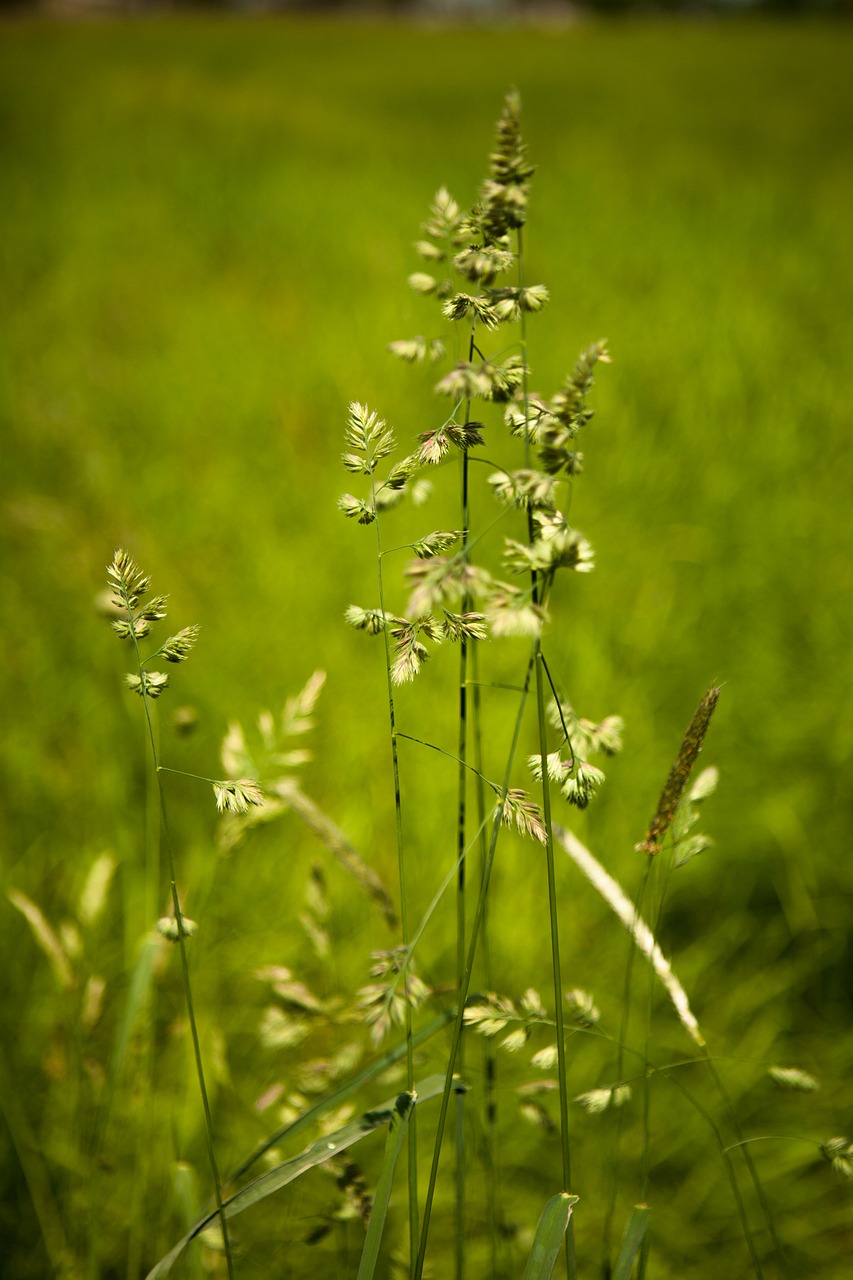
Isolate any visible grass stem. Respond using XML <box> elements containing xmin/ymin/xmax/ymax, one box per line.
<box><xmin>414</xmin><ymin>653</ymin><xmax>536</xmax><ymax>1280</ymax></box>
<box><xmin>125</xmin><ymin>615</ymin><xmax>235</xmax><ymax>1280</ymax></box>
<box><xmin>368</xmin><ymin>447</ymin><xmax>419</xmax><ymax>1270</ymax></box>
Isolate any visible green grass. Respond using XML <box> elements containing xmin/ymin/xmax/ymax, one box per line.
<box><xmin>0</xmin><ymin>15</ymin><xmax>851</xmax><ymax>1279</ymax></box>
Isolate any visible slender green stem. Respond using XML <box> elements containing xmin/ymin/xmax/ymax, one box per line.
<box><xmin>517</xmin><ymin>217</ymin><xmax>575</xmax><ymax>1277</ymax></box>
<box><xmin>701</xmin><ymin>1048</ymin><xmax>791</xmax><ymax>1279</ymax></box>
<box><xmin>465</xmin><ymin>679</ymin><xmax>529</xmax><ymax>694</ymax></box>
<box><xmin>414</xmin><ymin>653</ymin><xmax>536</xmax><ymax>1280</ymax></box>
<box><xmin>397</xmin><ymin>731</ymin><xmax>494</xmax><ymax>791</ymax></box>
<box><xmin>157</xmin><ymin>766</ymin><xmax>220</xmax><ymax>786</ymax></box>
<box><xmin>665</xmin><ymin>1072</ymin><xmax>765</xmax><ymax>1280</ymax></box>
<box><xmin>409</xmin><ymin>816</ymin><xmax>491</xmax><ymax>960</ymax></box>
<box><xmin>535</xmin><ymin>650</ymin><xmax>573</xmax><ymax>1182</ymax></box>
<box><xmin>539</xmin><ymin>652</ymin><xmax>576</xmax><ymax>767</ymax></box>
<box><xmin>636</xmin><ymin>854</ymin><xmax>666</xmax><ymax>1280</ymax></box>
<box><xmin>724</xmin><ymin>1136</ymin><xmax>823</xmax><ymax>1156</ymax></box>
<box><xmin>601</xmin><ymin>858</ymin><xmax>652</xmax><ymax>1277</ymax></box>
<box><xmin>454</xmin><ymin>319</ymin><xmax>479</xmax><ymax>1280</ymax></box>
<box><xmin>124</xmin><ymin>612</ymin><xmax>234</xmax><ymax>1280</ymax></box>
<box><xmin>471</xmin><ymin>642</ymin><xmax>500</xmax><ymax>1277</ymax></box>
<box><xmin>531</xmin><ymin>627</ymin><xmax>575</xmax><ymax>1280</ymax></box>
<box><xmin>455</xmin><ymin>637</ymin><xmax>469</xmax><ymax>1280</ymax></box>
<box><xmin>656</xmin><ymin>793</ymin><xmax>787</xmax><ymax>1277</ymax></box>
<box><xmin>367</xmin><ymin>450</ymin><xmax>418</xmax><ymax>1269</ymax></box>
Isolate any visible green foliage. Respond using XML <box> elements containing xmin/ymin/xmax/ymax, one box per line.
<box><xmin>0</xmin><ymin>16</ymin><xmax>850</xmax><ymax>1280</ymax></box>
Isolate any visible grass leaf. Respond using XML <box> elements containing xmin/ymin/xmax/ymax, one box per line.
<box><xmin>556</xmin><ymin>825</ymin><xmax>704</xmax><ymax>1047</ymax></box>
<box><xmin>145</xmin><ymin>1074</ymin><xmax>451</xmax><ymax>1279</ymax></box>
<box><xmin>356</xmin><ymin>1091</ymin><xmax>415</xmax><ymax>1280</ymax></box>
<box><xmin>523</xmin><ymin>1192</ymin><xmax>579</xmax><ymax>1279</ymax></box>
<box><xmin>613</xmin><ymin>1205</ymin><xmax>651</xmax><ymax>1280</ymax></box>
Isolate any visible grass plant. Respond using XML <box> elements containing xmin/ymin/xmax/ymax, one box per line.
<box><xmin>1</xmin><ymin>17</ymin><xmax>851</xmax><ymax>1280</ymax></box>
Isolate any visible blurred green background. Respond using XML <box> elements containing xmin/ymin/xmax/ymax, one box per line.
<box><xmin>1</xmin><ymin>14</ymin><xmax>851</xmax><ymax>1279</ymax></box>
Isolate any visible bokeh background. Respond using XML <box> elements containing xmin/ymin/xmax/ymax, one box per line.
<box><xmin>1</xmin><ymin>11</ymin><xmax>851</xmax><ymax>1279</ymax></box>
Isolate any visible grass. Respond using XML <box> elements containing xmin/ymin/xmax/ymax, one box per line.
<box><xmin>0</xmin><ymin>13</ymin><xmax>851</xmax><ymax>1279</ymax></box>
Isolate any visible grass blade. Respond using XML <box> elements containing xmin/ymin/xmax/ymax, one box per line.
<box><xmin>612</xmin><ymin>1205</ymin><xmax>651</xmax><ymax>1280</ymax></box>
<box><xmin>357</xmin><ymin>1091</ymin><xmax>415</xmax><ymax>1280</ymax></box>
<box><xmin>144</xmin><ymin>1073</ymin><xmax>455</xmax><ymax>1280</ymax></box>
<box><xmin>523</xmin><ymin>1193</ymin><xmax>579</xmax><ymax>1280</ymax></box>
<box><xmin>555</xmin><ymin>825</ymin><xmax>704</xmax><ymax>1047</ymax></box>
<box><xmin>6</xmin><ymin>889</ymin><xmax>75</xmax><ymax>990</ymax></box>
<box><xmin>227</xmin><ymin>1009</ymin><xmax>453</xmax><ymax>1184</ymax></box>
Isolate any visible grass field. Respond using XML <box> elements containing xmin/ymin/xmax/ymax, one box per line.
<box><xmin>1</xmin><ymin>15</ymin><xmax>851</xmax><ymax>1279</ymax></box>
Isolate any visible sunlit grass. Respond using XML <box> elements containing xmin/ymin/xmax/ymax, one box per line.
<box><xmin>0</xmin><ymin>15</ymin><xmax>850</xmax><ymax>1278</ymax></box>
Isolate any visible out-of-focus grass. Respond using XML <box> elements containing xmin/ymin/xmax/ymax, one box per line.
<box><xmin>0</xmin><ymin>16</ymin><xmax>851</xmax><ymax>1278</ymax></box>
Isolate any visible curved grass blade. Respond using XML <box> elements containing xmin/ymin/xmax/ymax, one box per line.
<box><xmin>228</xmin><ymin>1009</ymin><xmax>454</xmax><ymax>1184</ymax></box>
<box><xmin>555</xmin><ymin>825</ymin><xmax>703</xmax><ymax>1047</ymax></box>
<box><xmin>523</xmin><ymin>1193</ymin><xmax>579</xmax><ymax>1280</ymax></box>
<box><xmin>356</xmin><ymin>1091</ymin><xmax>415</xmax><ymax>1280</ymax></box>
<box><xmin>144</xmin><ymin>1074</ymin><xmax>455</xmax><ymax>1280</ymax></box>
<box><xmin>613</xmin><ymin>1205</ymin><xmax>651</xmax><ymax>1280</ymax></box>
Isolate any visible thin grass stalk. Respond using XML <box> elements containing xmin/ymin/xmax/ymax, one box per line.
<box><xmin>145</xmin><ymin>716</ymin><xmax>161</xmax><ymax>959</ymax></box>
<box><xmin>557</xmin><ymin>824</ymin><xmax>771</xmax><ymax>1277</ymax></box>
<box><xmin>601</xmin><ymin>859</ymin><xmax>652</xmax><ymax>1278</ymax></box>
<box><xmin>367</xmin><ymin>447</ymin><xmax>418</xmax><ymax>1269</ymax></box>
<box><xmin>631</xmin><ymin>851</ymin><xmax>669</xmax><ymax>1280</ymax></box>
<box><xmin>124</xmin><ymin>1006</ymin><xmax>154</xmax><ymax>1280</ymax></box>
<box><xmin>638</xmin><ymin>861</ymin><xmax>656</xmax><ymax>1280</ymax></box>
<box><xmin>665</xmin><ymin>1072</ymin><xmax>765</xmax><ymax>1280</ymax></box>
<box><xmin>534</xmin><ymin>649</ymin><xmax>573</xmax><ymax>1203</ymax></box>
<box><xmin>637</xmin><ymin>846</ymin><xmax>687</xmax><ymax>1277</ymax></box>
<box><xmin>454</xmin><ymin>319</ymin><xmax>477</xmax><ymax>1280</ymax></box>
<box><xmin>471</xmin><ymin>647</ymin><xmax>500</xmax><ymax>1276</ymax></box>
<box><xmin>414</xmin><ymin>654</ymin><xmax>535</xmax><ymax>1280</ymax></box>
<box><xmin>518</xmin><ymin>218</ymin><xmax>575</xmax><ymax>1276</ymax></box>
<box><xmin>640</xmin><ymin>798</ymin><xmax>788</xmax><ymax>1280</ymax></box>
<box><xmin>123</xmin><ymin>717</ymin><xmax>162</xmax><ymax>1280</ymax></box>
<box><xmin>454</xmin><ymin>722</ymin><xmax>466</xmax><ymax>1280</ymax></box>
<box><xmin>124</xmin><ymin>620</ymin><xmax>235</xmax><ymax>1280</ymax></box>
<box><xmin>636</xmin><ymin>859</ymin><xmax>658</xmax><ymax>1280</ymax></box>
<box><xmin>700</xmin><ymin>1049</ymin><xmax>792</xmax><ymax>1279</ymax></box>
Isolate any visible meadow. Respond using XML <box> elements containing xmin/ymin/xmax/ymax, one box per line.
<box><xmin>0</xmin><ymin>15</ymin><xmax>851</xmax><ymax>1279</ymax></box>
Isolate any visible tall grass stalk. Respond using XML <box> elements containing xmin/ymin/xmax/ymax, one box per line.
<box><xmin>364</xmin><ymin>92</ymin><xmax>612</xmax><ymax>1275</ymax></box>
<box><xmin>520</xmin><ymin>213</ymin><xmax>575</xmax><ymax>1276</ymax></box>
<box><xmin>558</xmin><ymin>822</ymin><xmax>770</xmax><ymax>1278</ymax></box>
<box><xmin>636</xmin><ymin>685</ymin><xmax>790</xmax><ymax>1278</ymax></box>
<box><xmin>470</xmin><ymin>647</ymin><xmax>500</xmax><ymax>1276</ymax></box>
<box><xmin>366</xmin><ymin>430</ymin><xmax>420</xmax><ymax>1269</ymax></box>
<box><xmin>454</xmin><ymin>316</ymin><xmax>478</xmax><ymax>1280</ymax></box>
<box><xmin>414</xmin><ymin>657</ymin><xmax>535</xmax><ymax>1280</ymax></box>
<box><xmin>108</xmin><ymin>552</ymin><xmax>235</xmax><ymax>1279</ymax></box>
